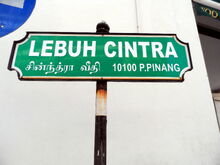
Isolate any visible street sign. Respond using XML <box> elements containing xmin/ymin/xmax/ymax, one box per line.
<box><xmin>0</xmin><ymin>0</ymin><xmax>36</xmax><ymax>37</ymax></box>
<box><xmin>8</xmin><ymin>32</ymin><xmax>192</xmax><ymax>81</ymax></box>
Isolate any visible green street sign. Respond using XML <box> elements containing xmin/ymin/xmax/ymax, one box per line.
<box><xmin>8</xmin><ymin>32</ymin><xmax>192</xmax><ymax>81</ymax></box>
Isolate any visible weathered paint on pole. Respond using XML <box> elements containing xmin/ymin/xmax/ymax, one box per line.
<box><xmin>94</xmin><ymin>22</ymin><xmax>109</xmax><ymax>165</ymax></box>
<box><xmin>94</xmin><ymin>80</ymin><xmax>107</xmax><ymax>165</ymax></box>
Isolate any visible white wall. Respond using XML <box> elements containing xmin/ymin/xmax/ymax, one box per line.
<box><xmin>0</xmin><ymin>0</ymin><xmax>220</xmax><ymax>165</ymax></box>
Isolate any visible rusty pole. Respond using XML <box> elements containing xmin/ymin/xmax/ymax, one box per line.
<box><xmin>94</xmin><ymin>22</ymin><xmax>110</xmax><ymax>165</ymax></box>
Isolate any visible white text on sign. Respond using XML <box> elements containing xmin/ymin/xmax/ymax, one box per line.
<box><xmin>29</xmin><ymin>40</ymin><xmax>178</xmax><ymax>58</ymax></box>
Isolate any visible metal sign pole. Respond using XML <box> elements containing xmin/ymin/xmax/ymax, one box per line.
<box><xmin>94</xmin><ymin>80</ymin><xmax>107</xmax><ymax>165</ymax></box>
<box><xmin>94</xmin><ymin>22</ymin><xmax>110</xmax><ymax>165</ymax></box>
